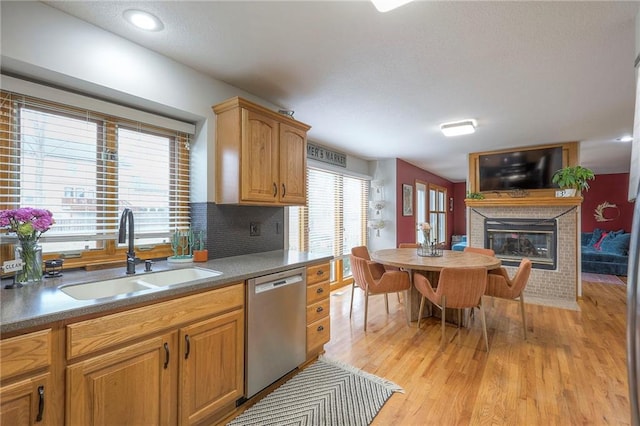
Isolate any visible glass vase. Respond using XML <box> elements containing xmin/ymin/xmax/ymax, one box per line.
<box><xmin>417</xmin><ymin>242</ymin><xmax>442</xmax><ymax>257</ymax></box>
<box><xmin>14</xmin><ymin>240</ymin><xmax>43</xmax><ymax>284</ymax></box>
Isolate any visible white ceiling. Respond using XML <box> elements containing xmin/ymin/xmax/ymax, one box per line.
<box><xmin>44</xmin><ymin>0</ymin><xmax>639</xmax><ymax>182</ymax></box>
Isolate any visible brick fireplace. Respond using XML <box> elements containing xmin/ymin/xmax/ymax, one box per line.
<box><xmin>485</xmin><ymin>218</ymin><xmax>557</xmax><ymax>270</ymax></box>
<box><xmin>467</xmin><ymin>199</ymin><xmax>581</xmax><ymax>301</ymax></box>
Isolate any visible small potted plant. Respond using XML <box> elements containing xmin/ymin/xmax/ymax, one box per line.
<box><xmin>192</xmin><ymin>230</ymin><xmax>208</xmax><ymax>262</ymax></box>
<box><xmin>466</xmin><ymin>191</ymin><xmax>485</xmax><ymax>200</ymax></box>
<box><xmin>551</xmin><ymin>165</ymin><xmax>595</xmax><ymax>197</ymax></box>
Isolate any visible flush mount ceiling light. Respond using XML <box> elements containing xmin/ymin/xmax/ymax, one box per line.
<box><xmin>123</xmin><ymin>9</ymin><xmax>164</xmax><ymax>31</ymax></box>
<box><xmin>440</xmin><ymin>119</ymin><xmax>477</xmax><ymax>137</ymax></box>
<box><xmin>616</xmin><ymin>135</ymin><xmax>633</xmax><ymax>143</ymax></box>
<box><xmin>371</xmin><ymin>0</ymin><xmax>414</xmax><ymax>12</ymax></box>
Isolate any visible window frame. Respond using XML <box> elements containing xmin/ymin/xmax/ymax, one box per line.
<box><xmin>288</xmin><ymin>166</ymin><xmax>369</xmax><ymax>290</ymax></box>
<box><xmin>0</xmin><ymin>91</ymin><xmax>191</xmax><ymax>270</ymax></box>
<box><xmin>428</xmin><ymin>183</ymin><xmax>447</xmax><ymax>245</ymax></box>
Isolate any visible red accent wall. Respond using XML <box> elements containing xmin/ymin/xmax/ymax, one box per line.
<box><xmin>395</xmin><ymin>159</ymin><xmax>456</xmax><ymax>246</ymax></box>
<box><xmin>453</xmin><ymin>182</ymin><xmax>467</xmax><ymax>235</ymax></box>
<box><xmin>581</xmin><ymin>173</ymin><xmax>634</xmax><ymax>233</ymax></box>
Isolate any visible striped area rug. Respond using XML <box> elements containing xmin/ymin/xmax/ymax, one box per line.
<box><xmin>227</xmin><ymin>357</ymin><xmax>403</xmax><ymax>426</ymax></box>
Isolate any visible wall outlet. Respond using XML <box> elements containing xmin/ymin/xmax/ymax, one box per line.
<box><xmin>249</xmin><ymin>222</ymin><xmax>261</xmax><ymax>236</ymax></box>
<box><xmin>2</xmin><ymin>259</ymin><xmax>24</xmax><ymax>273</ymax></box>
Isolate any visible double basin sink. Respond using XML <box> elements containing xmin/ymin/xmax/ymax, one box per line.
<box><xmin>60</xmin><ymin>268</ymin><xmax>222</xmax><ymax>301</ymax></box>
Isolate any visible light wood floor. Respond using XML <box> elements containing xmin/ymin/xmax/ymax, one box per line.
<box><xmin>323</xmin><ymin>278</ymin><xmax>630</xmax><ymax>425</ymax></box>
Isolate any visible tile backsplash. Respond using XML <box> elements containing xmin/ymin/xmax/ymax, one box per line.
<box><xmin>191</xmin><ymin>203</ymin><xmax>285</xmax><ymax>259</ymax></box>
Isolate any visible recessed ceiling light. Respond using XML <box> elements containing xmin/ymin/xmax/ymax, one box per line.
<box><xmin>371</xmin><ymin>0</ymin><xmax>414</xmax><ymax>13</ymax></box>
<box><xmin>440</xmin><ymin>119</ymin><xmax>477</xmax><ymax>137</ymax></box>
<box><xmin>616</xmin><ymin>135</ymin><xmax>633</xmax><ymax>143</ymax></box>
<box><xmin>123</xmin><ymin>9</ymin><xmax>164</xmax><ymax>31</ymax></box>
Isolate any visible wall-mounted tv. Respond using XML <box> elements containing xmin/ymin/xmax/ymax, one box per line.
<box><xmin>478</xmin><ymin>147</ymin><xmax>563</xmax><ymax>192</ymax></box>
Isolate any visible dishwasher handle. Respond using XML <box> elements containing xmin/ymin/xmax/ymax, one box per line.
<box><xmin>254</xmin><ymin>274</ymin><xmax>304</xmax><ymax>294</ymax></box>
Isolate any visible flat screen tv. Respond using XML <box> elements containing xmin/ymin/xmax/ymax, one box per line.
<box><xmin>478</xmin><ymin>147</ymin><xmax>563</xmax><ymax>192</ymax></box>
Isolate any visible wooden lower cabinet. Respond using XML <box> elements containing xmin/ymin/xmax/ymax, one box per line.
<box><xmin>0</xmin><ymin>373</ymin><xmax>51</xmax><ymax>425</ymax></box>
<box><xmin>305</xmin><ymin>262</ymin><xmax>331</xmax><ymax>358</ymax></box>
<box><xmin>66</xmin><ymin>334</ymin><xmax>175</xmax><ymax>426</ymax></box>
<box><xmin>0</xmin><ymin>328</ymin><xmax>57</xmax><ymax>425</ymax></box>
<box><xmin>65</xmin><ymin>283</ymin><xmax>245</xmax><ymax>426</ymax></box>
<box><xmin>179</xmin><ymin>309</ymin><xmax>244</xmax><ymax>425</ymax></box>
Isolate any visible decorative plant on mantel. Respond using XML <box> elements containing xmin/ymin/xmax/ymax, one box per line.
<box><xmin>551</xmin><ymin>165</ymin><xmax>595</xmax><ymax>196</ymax></box>
<box><xmin>466</xmin><ymin>191</ymin><xmax>485</xmax><ymax>200</ymax></box>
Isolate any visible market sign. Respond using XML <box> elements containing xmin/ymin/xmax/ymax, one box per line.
<box><xmin>307</xmin><ymin>142</ymin><xmax>346</xmax><ymax>168</ymax></box>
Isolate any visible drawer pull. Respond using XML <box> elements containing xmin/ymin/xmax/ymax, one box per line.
<box><xmin>36</xmin><ymin>385</ymin><xmax>44</xmax><ymax>422</ymax></box>
<box><xmin>316</xmin><ymin>306</ymin><xmax>324</xmax><ymax>313</ymax></box>
<box><xmin>316</xmin><ymin>270</ymin><xmax>324</xmax><ymax>276</ymax></box>
<box><xmin>163</xmin><ymin>342</ymin><xmax>170</xmax><ymax>369</ymax></box>
<box><xmin>316</xmin><ymin>288</ymin><xmax>324</xmax><ymax>294</ymax></box>
<box><xmin>317</xmin><ymin>325</ymin><xmax>324</xmax><ymax>332</ymax></box>
<box><xmin>184</xmin><ymin>335</ymin><xmax>191</xmax><ymax>360</ymax></box>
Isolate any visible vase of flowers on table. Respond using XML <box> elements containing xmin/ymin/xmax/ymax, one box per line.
<box><xmin>417</xmin><ymin>222</ymin><xmax>442</xmax><ymax>257</ymax></box>
<box><xmin>0</xmin><ymin>208</ymin><xmax>54</xmax><ymax>284</ymax></box>
<box><xmin>417</xmin><ymin>222</ymin><xmax>431</xmax><ymax>256</ymax></box>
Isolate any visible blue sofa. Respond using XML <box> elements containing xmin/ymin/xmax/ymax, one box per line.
<box><xmin>581</xmin><ymin>229</ymin><xmax>631</xmax><ymax>276</ymax></box>
<box><xmin>452</xmin><ymin>235</ymin><xmax>467</xmax><ymax>251</ymax></box>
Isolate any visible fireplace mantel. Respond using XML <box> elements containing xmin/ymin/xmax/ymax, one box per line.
<box><xmin>465</xmin><ymin>196</ymin><xmax>583</xmax><ymax>208</ymax></box>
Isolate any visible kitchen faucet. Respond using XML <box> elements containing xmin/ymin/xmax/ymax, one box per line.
<box><xmin>118</xmin><ymin>208</ymin><xmax>137</xmax><ymax>274</ymax></box>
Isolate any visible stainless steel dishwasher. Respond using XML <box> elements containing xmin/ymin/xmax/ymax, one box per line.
<box><xmin>246</xmin><ymin>267</ymin><xmax>306</xmax><ymax>398</ymax></box>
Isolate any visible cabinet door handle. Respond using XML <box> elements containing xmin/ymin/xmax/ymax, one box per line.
<box><xmin>282</xmin><ymin>183</ymin><xmax>286</xmax><ymax>197</ymax></box>
<box><xmin>316</xmin><ymin>306</ymin><xmax>324</xmax><ymax>313</ymax></box>
<box><xmin>163</xmin><ymin>342</ymin><xmax>170</xmax><ymax>369</ymax></box>
<box><xmin>184</xmin><ymin>335</ymin><xmax>191</xmax><ymax>359</ymax></box>
<box><xmin>316</xmin><ymin>287</ymin><xmax>324</xmax><ymax>294</ymax></box>
<box><xmin>273</xmin><ymin>182</ymin><xmax>278</xmax><ymax>197</ymax></box>
<box><xmin>36</xmin><ymin>385</ymin><xmax>44</xmax><ymax>422</ymax></box>
<box><xmin>317</xmin><ymin>325</ymin><xmax>324</xmax><ymax>332</ymax></box>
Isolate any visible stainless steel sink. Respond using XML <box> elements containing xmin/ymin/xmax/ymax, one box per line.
<box><xmin>60</xmin><ymin>268</ymin><xmax>223</xmax><ymax>300</ymax></box>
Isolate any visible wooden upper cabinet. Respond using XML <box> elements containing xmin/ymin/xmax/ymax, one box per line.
<box><xmin>241</xmin><ymin>109</ymin><xmax>279</xmax><ymax>203</ymax></box>
<box><xmin>279</xmin><ymin>123</ymin><xmax>307</xmax><ymax>204</ymax></box>
<box><xmin>213</xmin><ymin>97</ymin><xmax>311</xmax><ymax>206</ymax></box>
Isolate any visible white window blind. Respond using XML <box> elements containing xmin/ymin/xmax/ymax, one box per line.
<box><xmin>0</xmin><ymin>91</ymin><xmax>191</xmax><ymax>253</ymax></box>
<box><xmin>289</xmin><ymin>167</ymin><xmax>368</xmax><ymax>258</ymax></box>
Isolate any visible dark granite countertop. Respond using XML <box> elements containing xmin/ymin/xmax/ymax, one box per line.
<box><xmin>1</xmin><ymin>250</ymin><xmax>332</xmax><ymax>335</ymax></box>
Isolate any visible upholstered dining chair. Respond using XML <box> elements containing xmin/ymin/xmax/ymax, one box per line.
<box><xmin>350</xmin><ymin>246</ymin><xmax>386</xmax><ymax>318</ymax></box>
<box><xmin>464</xmin><ymin>246</ymin><xmax>496</xmax><ymax>257</ymax></box>
<box><xmin>349</xmin><ymin>253</ymin><xmax>411</xmax><ymax>331</ymax></box>
<box><xmin>485</xmin><ymin>258</ymin><xmax>532</xmax><ymax>339</ymax></box>
<box><xmin>350</xmin><ymin>245</ymin><xmax>404</xmax><ymax>313</ymax></box>
<box><xmin>413</xmin><ymin>267</ymin><xmax>489</xmax><ymax>352</ymax></box>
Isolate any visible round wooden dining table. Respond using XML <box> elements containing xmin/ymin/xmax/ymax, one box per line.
<box><xmin>370</xmin><ymin>248</ymin><xmax>502</xmax><ymax>322</ymax></box>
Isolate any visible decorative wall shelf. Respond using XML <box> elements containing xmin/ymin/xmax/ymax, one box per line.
<box><xmin>464</xmin><ymin>196</ymin><xmax>583</xmax><ymax>208</ymax></box>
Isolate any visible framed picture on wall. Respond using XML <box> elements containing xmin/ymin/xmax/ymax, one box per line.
<box><xmin>402</xmin><ymin>184</ymin><xmax>413</xmax><ymax>216</ymax></box>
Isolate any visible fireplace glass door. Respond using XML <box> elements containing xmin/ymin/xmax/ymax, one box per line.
<box><xmin>485</xmin><ymin>218</ymin><xmax>557</xmax><ymax>270</ymax></box>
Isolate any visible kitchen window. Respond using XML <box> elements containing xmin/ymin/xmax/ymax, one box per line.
<box><xmin>288</xmin><ymin>167</ymin><xmax>369</xmax><ymax>289</ymax></box>
<box><xmin>0</xmin><ymin>90</ymin><xmax>192</xmax><ymax>269</ymax></box>
<box><xmin>429</xmin><ymin>184</ymin><xmax>447</xmax><ymax>244</ymax></box>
